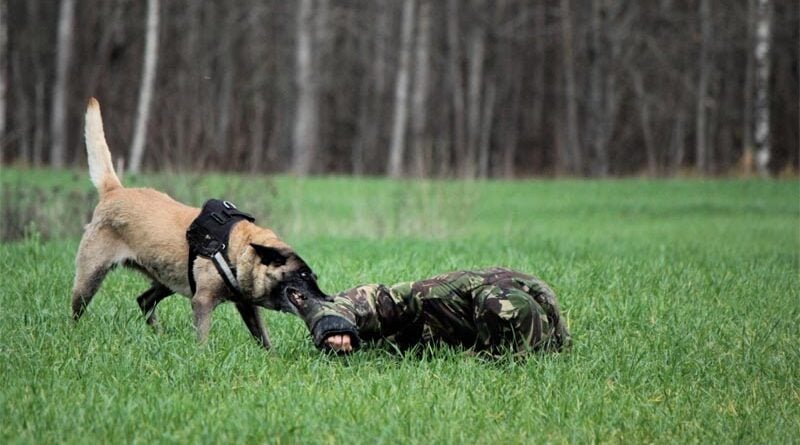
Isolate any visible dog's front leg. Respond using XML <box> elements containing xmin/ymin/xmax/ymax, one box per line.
<box><xmin>191</xmin><ymin>291</ymin><xmax>220</xmax><ymax>344</ymax></box>
<box><xmin>236</xmin><ymin>304</ymin><xmax>272</xmax><ymax>350</ymax></box>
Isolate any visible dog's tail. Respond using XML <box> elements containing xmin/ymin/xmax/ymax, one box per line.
<box><xmin>85</xmin><ymin>98</ymin><xmax>122</xmax><ymax>195</ymax></box>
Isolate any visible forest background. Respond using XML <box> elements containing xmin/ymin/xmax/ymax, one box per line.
<box><xmin>2</xmin><ymin>0</ymin><xmax>798</xmax><ymax>178</ymax></box>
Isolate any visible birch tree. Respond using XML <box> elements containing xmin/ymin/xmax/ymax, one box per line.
<box><xmin>0</xmin><ymin>0</ymin><xmax>7</xmax><ymax>149</ymax></box>
<box><xmin>530</xmin><ymin>1</ymin><xmax>545</xmax><ymax>155</ymax></box>
<box><xmin>129</xmin><ymin>0</ymin><xmax>160</xmax><ymax>174</ymax></box>
<box><xmin>588</xmin><ymin>0</ymin><xmax>630</xmax><ymax>176</ymax></box>
<box><xmin>215</xmin><ymin>7</ymin><xmax>237</xmax><ymax>158</ymax></box>
<box><xmin>49</xmin><ymin>0</ymin><xmax>75</xmax><ymax>168</ymax></box>
<box><xmin>587</xmin><ymin>0</ymin><xmax>608</xmax><ymax>176</ymax></box>
<box><xmin>411</xmin><ymin>0</ymin><xmax>432</xmax><ymax>177</ymax></box>
<box><xmin>477</xmin><ymin>75</ymin><xmax>496</xmax><ymax>178</ymax></box>
<box><xmin>447</xmin><ymin>0</ymin><xmax>466</xmax><ymax>176</ymax></box>
<box><xmin>560</xmin><ymin>0</ymin><xmax>582</xmax><ymax>174</ymax></box>
<box><xmin>465</xmin><ymin>8</ymin><xmax>486</xmax><ymax>178</ymax></box>
<box><xmin>633</xmin><ymin>70</ymin><xmax>658</xmax><ymax>175</ymax></box>
<box><xmin>741</xmin><ymin>0</ymin><xmax>756</xmax><ymax>174</ymax></box>
<box><xmin>753</xmin><ymin>0</ymin><xmax>773</xmax><ymax>176</ymax></box>
<box><xmin>695</xmin><ymin>0</ymin><xmax>711</xmax><ymax>173</ymax></box>
<box><xmin>292</xmin><ymin>0</ymin><xmax>319</xmax><ymax>175</ymax></box>
<box><xmin>248</xmin><ymin>4</ymin><xmax>269</xmax><ymax>172</ymax></box>
<box><xmin>352</xmin><ymin>0</ymin><xmax>390</xmax><ymax>175</ymax></box>
<box><xmin>387</xmin><ymin>0</ymin><xmax>415</xmax><ymax>178</ymax></box>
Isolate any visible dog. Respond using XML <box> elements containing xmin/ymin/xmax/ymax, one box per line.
<box><xmin>71</xmin><ymin>98</ymin><xmax>328</xmax><ymax>349</ymax></box>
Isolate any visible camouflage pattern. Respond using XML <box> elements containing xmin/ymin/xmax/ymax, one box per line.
<box><xmin>309</xmin><ymin>267</ymin><xmax>571</xmax><ymax>354</ymax></box>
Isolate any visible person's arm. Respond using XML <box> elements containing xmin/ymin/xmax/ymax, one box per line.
<box><xmin>318</xmin><ymin>283</ymin><xmax>425</xmax><ymax>351</ymax></box>
<box><xmin>287</xmin><ymin>292</ymin><xmax>360</xmax><ymax>353</ymax></box>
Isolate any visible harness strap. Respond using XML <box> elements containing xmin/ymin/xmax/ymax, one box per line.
<box><xmin>211</xmin><ymin>251</ymin><xmax>240</xmax><ymax>293</ymax></box>
<box><xmin>186</xmin><ymin>199</ymin><xmax>255</xmax><ymax>298</ymax></box>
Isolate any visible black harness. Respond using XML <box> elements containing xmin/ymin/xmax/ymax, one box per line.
<box><xmin>186</xmin><ymin>199</ymin><xmax>255</xmax><ymax>298</ymax></box>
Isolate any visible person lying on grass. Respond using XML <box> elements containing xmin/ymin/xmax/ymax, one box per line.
<box><xmin>292</xmin><ymin>267</ymin><xmax>571</xmax><ymax>355</ymax></box>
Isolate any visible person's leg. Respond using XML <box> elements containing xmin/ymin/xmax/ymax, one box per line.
<box><xmin>473</xmin><ymin>284</ymin><xmax>553</xmax><ymax>354</ymax></box>
<box><xmin>513</xmin><ymin>276</ymin><xmax>572</xmax><ymax>350</ymax></box>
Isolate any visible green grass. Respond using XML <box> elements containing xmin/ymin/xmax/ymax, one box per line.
<box><xmin>1</xmin><ymin>169</ymin><xmax>798</xmax><ymax>443</ymax></box>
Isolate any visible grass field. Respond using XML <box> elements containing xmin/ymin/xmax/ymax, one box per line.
<box><xmin>1</xmin><ymin>169</ymin><xmax>798</xmax><ymax>443</ymax></box>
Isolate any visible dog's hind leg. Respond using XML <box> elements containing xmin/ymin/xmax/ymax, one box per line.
<box><xmin>236</xmin><ymin>304</ymin><xmax>272</xmax><ymax>350</ymax></box>
<box><xmin>71</xmin><ymin>227</ymin><xmax>121</xmax><ymax>320</ymax></box>
<box><xmin>136</xmin><ymin>283</ymin><xmax>173</xmax><ymax>326</ymax></box>
<box><xmin>71</xmin><ymin>266</ymin><xmax>110</xmax><ymax>321</ymax></box>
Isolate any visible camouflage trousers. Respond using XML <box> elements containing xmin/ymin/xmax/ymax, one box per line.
<box><xmin>304</xmin><ymin>268</ymin><xmax>571</xmax><ymax>355</ymax></box>
<box><xmin>469</xmin><ymin>280</ymin><xmax>570</xmax><ymax>353</ymax></box>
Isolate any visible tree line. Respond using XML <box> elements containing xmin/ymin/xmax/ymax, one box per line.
<box><xmin>2</xmin><ymin>0</ymin><xmax>798</xmax><ymax>177</ymax></box>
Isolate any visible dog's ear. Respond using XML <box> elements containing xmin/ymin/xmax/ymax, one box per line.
<box><xmin>250</xmin><ymin>244</ymin><xmax>288</xmax><ymax>267</ymax></box>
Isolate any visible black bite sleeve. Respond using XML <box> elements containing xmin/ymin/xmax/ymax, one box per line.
<box><xmin>310</xmin><ymin>315</ymin><xmax>361</xmax><ymax>353</ymax></box>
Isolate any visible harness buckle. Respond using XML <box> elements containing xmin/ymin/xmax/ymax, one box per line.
<box><xmin>211</xmin><ymin>212</ymin><xmax>228</xmax><ymax>225</ymax></box>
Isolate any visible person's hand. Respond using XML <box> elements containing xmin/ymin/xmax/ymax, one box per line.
<box><xmin>311</xmin><ymin>315</ymin><xmax>359</xmax><ymax>353</ymax></box>
<box><xmin>324</xmin><ymin>334</ymin><xmax>353</xmax><ymax>353</ymax></box>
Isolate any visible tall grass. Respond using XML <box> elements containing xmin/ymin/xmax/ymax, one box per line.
<box><xmin>1</xmin><ymin>169</ymin><xmax>798</xmax><ymax>443</ymax></box>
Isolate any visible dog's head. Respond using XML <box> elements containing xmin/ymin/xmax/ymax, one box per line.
<box><xmin>238</xmin><ymin>242</ymin><xmax>331</xmax><ymax>314</ymax></box>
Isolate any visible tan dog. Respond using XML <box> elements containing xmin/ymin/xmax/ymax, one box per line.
<box><xmin>72</xmin><ymin>98</ymin><xmax>328</xmax><ymax>349</ymax></box>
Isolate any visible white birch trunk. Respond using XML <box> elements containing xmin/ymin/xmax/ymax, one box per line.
<box><xmin>291</xmin><ymin>0</ymin><xmax>319</xmax><ymax>175</ymax></box>
<box><xmin>671</xmin><ymin>101</ymin><xmax>687</xmax><ymax>173</ymax></box>
<box><xmin>446</xmin><ymin>0</ymin><xmax>466</xmax><ymax>176</ymax></box>
<box><xmin>129</xmin><ymin>0</ymin><xmax>160</xmax><ymax>174</ymax></box>
<box><xmin>15</xmin><ymin>56</ymin><xmax>31</xmax><ymax>162</ymax></box>
<box><xmin>465</xmin><ymin>20</ymin><xmax>485</xmax><ymax>178</ymax></box>
<box><xmin>49</xmin><ymin>0</ymin><xmax>75</xmax><ymax>168</ymax></box>
<box><xmin>695</xmin><ymin>0</ymin><xmax>711</xmax><ymax>173</ymax></box>
<box><xmin>503</xmin><ymin>66</ymin><xmax>522</xmax><ymax>178</ymax></box>
<box><xmin>375</xmin><ymin>0</ymin><xmax>387</xmax><ymax>94</ymax></box>
<box><xmin>314</xmin><ymin>0</ymin><xmax>330</xmax><ymax>80</ymax></box>
<box><xmin>531</xmin><ymin>1</ymin><xmax>545</xmax><ymax>139</ymax></box>
<box><xmin>477</xmin><ymin>77</ymin><xmax>496</xmax><ymax>178</ymax></box>
<box><xmin>560</xmin><ymin>0</ymin><xmax>582</xmax><ymax>174</ymax></box>
<box><xmin>588</xmin><ymin>0</ymin><xmax>609</xmax><ymax>177</ymax></box>
<box><xmin>633</xmin><ymin>71</ymin><xmax>657</xmax><ymax>175</ymax></box>
<box><xmin>0</xmin><ymin>0</ymin><xmax>7</xmax><ymax>147</ymax></box>
<box><xmin>34</xmin><ymin>77</ymin><xmax>45</xmax><ymax>165</ymax></box>
<box><xmin>387</xmin><ymin>0</ymin><xmax>415</xmax><ymax>178</ymax></box>
<box><xmin>753</xmin><ymin>0</ymin><xmax>772</xmax><ymax>176</ymax></box>
<box><xmin>411</xmin><ymin>0</ymin><xmax>431</xmax><ymax>177</ymax></box>
<box><xmin>216</xmin><ymin>8</ymin><xmax>236</xmax><ymax>157</ymax></box>
<box><xmin>248</xmin><ymin>5</ymin><xmax>268</xmax><ymax>172</ymax></box>
<box><xmin>353</xmin><ymin>0</ymin><xmax>388</xmax><ymax>175</ymax></box>
<box><xmin>742</xmin><ymin>0</ymin><xmax>755</xmax><ymax>173</ymax></box>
